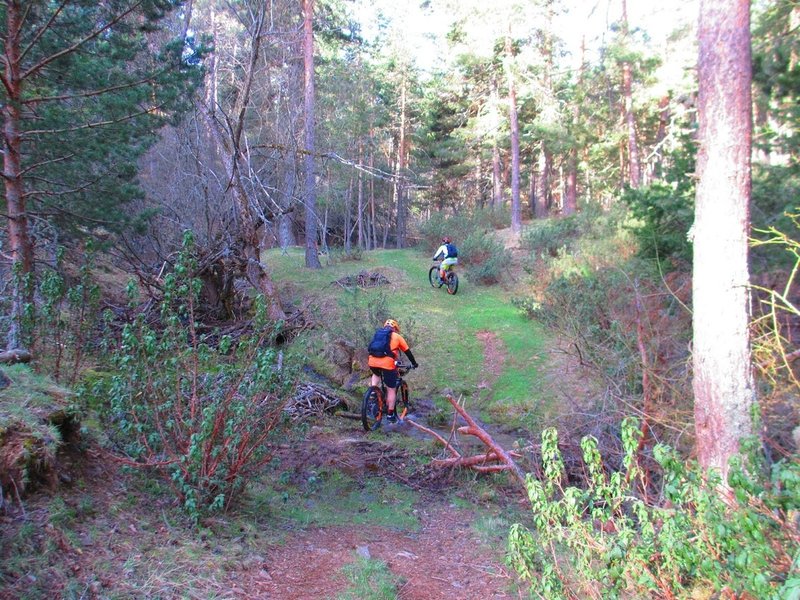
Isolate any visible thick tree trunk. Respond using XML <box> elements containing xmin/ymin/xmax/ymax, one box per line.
<box><xmin>3</xmin><ymin>1</ymin><xmax>34</xmax><ymax>349</ymax></box>
<box><xmin>693</xmin><ymin>0</ymin><xmax>755</xmax><ymax>480</ymax></box>
<box><xmin>302</xmin><ymin>0</ymin><xmax>321</xmax><ymax>269</ymax></box>
<box><xmin>505</xmin><ymin>35</ymin><xmax>522</xmax><ymax>233</ymax></box>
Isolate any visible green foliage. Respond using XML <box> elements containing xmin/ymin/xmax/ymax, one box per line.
<box><xmin>622</xmin><ymin>182</ymin><xmax>694</xmax><ymax>263</ymax></box>
<box><xmin>515</xmin><ymin>268</ymin><xmax>641</xmax><ymax>392</ymax></box>
<box><xmin>460</xmin><ymin>231</ymin><xmax>511</xmax><ymax>285</ymax></box>
<box><xmin>752</xmin><ymin>165</ymin><xmax>800</xmax><ymax>270</ymax></box>
<box><xmin>19</xmin><ymin>245</ymin><xmax>102</xmax><ymax>384</ymax></box>
<box><xmin>337</xmin><ymin>555</ymin><xmax>402</xmax><ymax>600</ymax></box>
<box><xmin>6</xmin><ymin>0</ymin><xmax>205</xmax><ymax>238</ymax></box>
<box><xmin>520</xmin><ymin>215</ymin><xmax>582</xmax><ymax>259</ymax></box>
<box><xmin>85</xmin><ymin>233</ymin><xmax>293</xmax><ymax>523</ymax></box>
<box><xmin>509</xmin><ymin>420</ymin><xmax>800</xmax><ymax>599</ymax></box>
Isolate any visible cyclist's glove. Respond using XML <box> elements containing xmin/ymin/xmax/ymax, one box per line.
<box><xmin>412</xmin><ymin>363</ymin><xmax>419</xmax><ymax>369</ymax></box>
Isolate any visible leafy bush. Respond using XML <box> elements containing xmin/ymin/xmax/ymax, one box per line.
<box><xmin>86</xmin><ymin>233</ymin><xmax>293</xmax><ymax>522</ymax></box>
<box><xmin>18</xmin><ymin>245</ymin><xmax>102</xmax><ymax>385</ymax></box>
<box><xmin>509</xmin><ymin>420</ymin><xmax>800</xmax><ymax>599</ymax></box>
<box><xmin>622</xmin><ymin>181</ymin><xmax>694</xmax><ymax>264</ymax></box>
<box><xmin>520</xmin><ymin>215</ymin><xmax>581</xmax><ymax>259</ymax></box>
<box><xmin>460</xmin><ymin>231</ymin><xmax>511</xmax><ymax>285</ymax></box>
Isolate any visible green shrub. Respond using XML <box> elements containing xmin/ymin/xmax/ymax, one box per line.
<box><xmin>460</xmin><ymin>231</ymin><xmax>511</xmax><ymax>285</ymax></box>
<box><xmin>520</xmin><ymin>215</ymin><xmax>581</xmax><ymax>259</ymax></box>
<box><xmin>509</xmin><ymin>420</ymin><xmax>800</xmax><ymax>599</ymax></box>
<box><xmin>622</xmin><ymin>181</ymin><xmax>694</xmax><ymax>264</ymax></box>
<box><xmin>85</xmin><ymin>232</ymin><xmax>293</xmax><ymax>522</ymax></box>
<box><xmin>18</xmin><ymin>244</ymin><xmax>102</xmax><ymax>385</ymax></box>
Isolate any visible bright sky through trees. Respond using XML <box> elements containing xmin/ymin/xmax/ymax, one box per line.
<box><xmin>353</xmin><ymin>0</ymin><xmax>697</xmax><ymax>73</ymax></box>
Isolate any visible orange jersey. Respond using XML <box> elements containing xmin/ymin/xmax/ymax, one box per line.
<box><xmin>367</xmin><ymin>331</ymin><xmax>409</xmax><ymax>370</ymax></box>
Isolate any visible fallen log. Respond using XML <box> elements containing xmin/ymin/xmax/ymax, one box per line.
<box><xmin>0</xmin><ymin>349</ymin><xmax>32</xmax><ymax>365</ymax></box>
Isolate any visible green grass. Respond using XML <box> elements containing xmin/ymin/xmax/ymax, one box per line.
<box><xmin>264</xmin><ymin>246</ymin><xmax>549</xmax><ymax>430</ymax></box>
<box><xmin>246</xmin><ymin>468</ymin><xmax>420</xmax><ymax>532</ymax></box>
<box><xmin>337</xmin><ymin>554</ymin><xmax>402</xmax><ymax>600</ymax></box>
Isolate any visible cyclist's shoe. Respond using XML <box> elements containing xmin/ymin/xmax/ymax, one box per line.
<box><xmin>386</xmin><ymin>412</ymin><xmax>397</xmax><ymax>423</ymax></box>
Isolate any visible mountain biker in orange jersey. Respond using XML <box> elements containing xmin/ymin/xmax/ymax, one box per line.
<box><xmin>433</xmin><ymin>236</ymin><xmax>458</xmax><ymax>281</ymax></box>
<box><xmin>367</xmin><ymin>319</ymin><xmax>418</xmax><ymax>422</ymax></box>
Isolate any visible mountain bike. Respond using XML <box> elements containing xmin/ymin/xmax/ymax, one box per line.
<box><xmin>429</xmin><ymin>261</ymin><xmax>459</xmax><ymax>295</ymax></box>
<box><xmin>361</xmin><ymin>362</ymin><xmax>414</xmax><ymax>431</ymax></box>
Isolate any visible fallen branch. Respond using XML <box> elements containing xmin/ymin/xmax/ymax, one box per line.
<box><xmin>408</xmin><ymin>395</ymin><xmax>529</xmax><ymax>493</ymax></box>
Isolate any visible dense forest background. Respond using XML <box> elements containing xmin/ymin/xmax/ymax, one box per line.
<box><xmin>1</xmin><ymin>0</ymin><xmax>799</xmax><ymax>598</ymax></box>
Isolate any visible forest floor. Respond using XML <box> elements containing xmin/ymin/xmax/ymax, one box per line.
<box><xmin>1</xmin><ymin>228</ymin><xmax>602</xmax><ymax>599</ymax></box>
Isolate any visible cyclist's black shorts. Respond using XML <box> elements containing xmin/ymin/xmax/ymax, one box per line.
<box><xmin>370</xmin><ymin>366</ymin><xmax>399</xmax><ymax>389</ymax></box>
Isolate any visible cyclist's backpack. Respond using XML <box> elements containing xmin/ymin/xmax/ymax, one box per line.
<box><xmin>367</xmin><ymin>326</ymin><xmax>394</xmax><ymax>358</ymax></box>
<box><xmin>445</xmin><ymin>242</ymin><xmax>458</xmax><ymax>258</ymax></box>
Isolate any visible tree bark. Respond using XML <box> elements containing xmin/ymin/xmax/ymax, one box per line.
<box><xmin>693</xmin><ymin>0</ymin><xmax>755</xmax><ymax>480</ymax></box>
<box><xmin>3</xmin><ymin>1</ymin><xmax>34</xmax><ymax>349</ymax></box>
<box><xmin>302</xmin><ymin>0</ymin><xmax>321</xmax><ymax>269</ymax></box>
<box><xmin>535</xmin><ymin>146</ymin><xmax>551</xmax><ymax>218</ymax></box>
<box><xmin>505</xmin><ymin>34</ymin><xmax>522</xmax><ymax>233</ymax></box>
<box><xmin>394</xmin><ymin>76</ymin><xmax>409</xmax><ymax>248</ymax></box>
<box><xmin>621</xmin><ymin>0</ymin><xmax>641</xmax><ymax>189</ymax></box>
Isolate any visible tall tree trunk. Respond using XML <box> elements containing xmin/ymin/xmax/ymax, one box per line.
<box><xmin>492</xmin><ymin>143</ymin><xmax>503</xmax><ymax>210</ymax></box>
<box><xmin>394</xmin><ymin>76</ymin><xmax>408</xmax><ymax>248</ymax></box>
<box><xmin>621</xmin><ymin>0</ymin><xmax>641</xmax><ymax>189</ymax></box>
<box><xmin>302</xmin><ymin>0</ymin><xmax>321</xmax><ymax>269</ymax></box>
<box><xmin>345</xmin><ymin>173</ymin><xmax>353</xmax><ymax>252</ymax></box>
<box><xmin>564</xmin><ymin>37</ymin><xmax>585</xmax><ymax>216</ymax></box>
<box><xmin>505</xmin><ymin>34</ymin><xmax>522</xmax><ymax>233</ymax></box>
<box><xmin>357</xmin><ymin>143</ymin><xmax>365</xmax><ymax>249</ymax></box>
<box><xmin>369</xmin><ymin>149</ymin><xmax>377</xmax><ymax>250</ymax></box>
<box><xmin>528</xmin><ymin>157</ymin><xmax>537</xmax><ymax>218</ymax></box>
<box><xmin>693</xmin><ymin>0</ymin><xmax>755</xmax><ymax>480</ymax></box>
<box><xmin>490</xmin><ymin>78</ymin><xmax>503</xmax><ymax>210</ymax></box>
<box><xmin>3</xmin><ymin>1</ymin><xmax>34</xmax><ymax>349</ymax></box>
<box><xmin>535</xmin><ymin>146</ymin><xmax>551</xmax><ymax>218</ymax></box>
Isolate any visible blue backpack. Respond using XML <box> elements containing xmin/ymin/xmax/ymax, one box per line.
<box><xmin>445</xmin><ymin>243</ymin><xmax>458</xmax><ymax>258</ymax></box>
<box><xmin>368</xmin><ymin>326</ymin><xmax>394</xmax><ymax>358</ymax></box>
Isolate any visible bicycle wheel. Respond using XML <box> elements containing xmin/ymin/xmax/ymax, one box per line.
<box><xmin>395</xmin><ymin>381</ymin><xmax>410</xmax><ymax>420</ymax></box>
<box><xmin>428</xmin><ymin>266</ymin><xmax>443</xmax><ymax>288</ymax></box>
<box><xmin>361</xmin><ymin>386</ymin><xmax>384</xmax><ymax>431</ymax></box>
<box><xmin>446</xmin><ymin>272</ymin><xmax>459</xmax><ymax>295</ymax></box>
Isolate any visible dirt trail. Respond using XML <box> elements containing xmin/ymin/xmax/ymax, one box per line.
<box><xmin>242</xmin><ymin>506</ymin><xmax>516</xmax><ymax>599</ymax></box>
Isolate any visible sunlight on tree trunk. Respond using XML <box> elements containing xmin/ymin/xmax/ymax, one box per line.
<box><xmin>505</xmin><ymin>33</ymin><xmax>522</xmax><ymax>233</ymax></box>
<box><xmin>693</xmin><ymin>0</ymin><xmax>755</xmax><ymax>480</ymax></box>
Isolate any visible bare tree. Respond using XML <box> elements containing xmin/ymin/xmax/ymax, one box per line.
<box><xmin>302</xmin><ymin>0</ymin><xmax>322</xmax><ymax>268</ymax></box>
<box><xmin>692</xmin><ymin>0</ymin><xmax>755</xmax><ymax>479</ymax></box>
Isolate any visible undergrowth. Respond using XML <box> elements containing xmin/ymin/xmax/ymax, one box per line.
<box><xmin>508</xmin><ymin>419</ymin><xmax>800</xmax><ymax>599</ymax></box>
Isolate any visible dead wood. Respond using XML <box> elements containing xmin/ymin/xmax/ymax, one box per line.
<box><xmin>0</xmin><ymin>349</ymin><xmax>32</xmax><ymax>364</ymax></box>
<box><xmin>407</xmin><ymin>395</ymin><xmax>528</xmax><ymax>493</ymax></box>
<box><xmin>333</xmin><ymin>270</ymin><xmax>390</xmax><ymax>289</ymax></box>
<box><xmin>285</xmin><ymin>382</ymin><xmax>349</xmax><ymax>421</ymax></box>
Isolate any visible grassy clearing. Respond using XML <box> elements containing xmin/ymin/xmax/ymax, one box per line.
<box><xmin>265</xmin><ymin>246</ymin><xmax>549</xmax><ymax>429</ymax></box>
